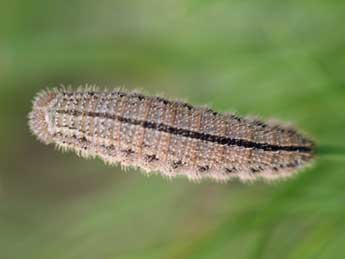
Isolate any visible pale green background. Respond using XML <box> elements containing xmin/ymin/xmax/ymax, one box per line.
<box><xmin>1</xmin><ymin>1</ymin><xmax>345</xmax><ymax>258</ymax></box>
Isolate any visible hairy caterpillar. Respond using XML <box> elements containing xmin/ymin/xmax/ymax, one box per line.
<box><xmin>28</xmin><ymin>86</ymin><xmax>314</xmax><ymax>182</ymax></box>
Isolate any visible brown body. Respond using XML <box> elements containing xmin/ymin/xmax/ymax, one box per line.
<box><xmin>29</xmin><ymin>87</ymin><xmax>314</xmax><ymax>182</ymax></box>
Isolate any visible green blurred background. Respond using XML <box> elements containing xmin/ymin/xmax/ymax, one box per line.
<box><xmin>1</xmin><ymin>0</ymin><xmax>345</xmax><ymax>258</ymax></box>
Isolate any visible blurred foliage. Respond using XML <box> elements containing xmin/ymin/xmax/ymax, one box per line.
<box><xmin>1</xmin><ymin>0</ymin><xmax>345</xmax><ymax>258</ymax></box>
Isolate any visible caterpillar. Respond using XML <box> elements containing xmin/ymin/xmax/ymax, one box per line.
<box><xmin>28</xmin><ymin>86</ymin><xmax>315</xmax><ymax>182</ymax></box>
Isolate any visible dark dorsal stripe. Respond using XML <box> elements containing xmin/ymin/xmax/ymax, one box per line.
<box><xmin>56</xmin><ymin>110</ymin><xmax>312</xmax><ymax>153</ymax></box>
